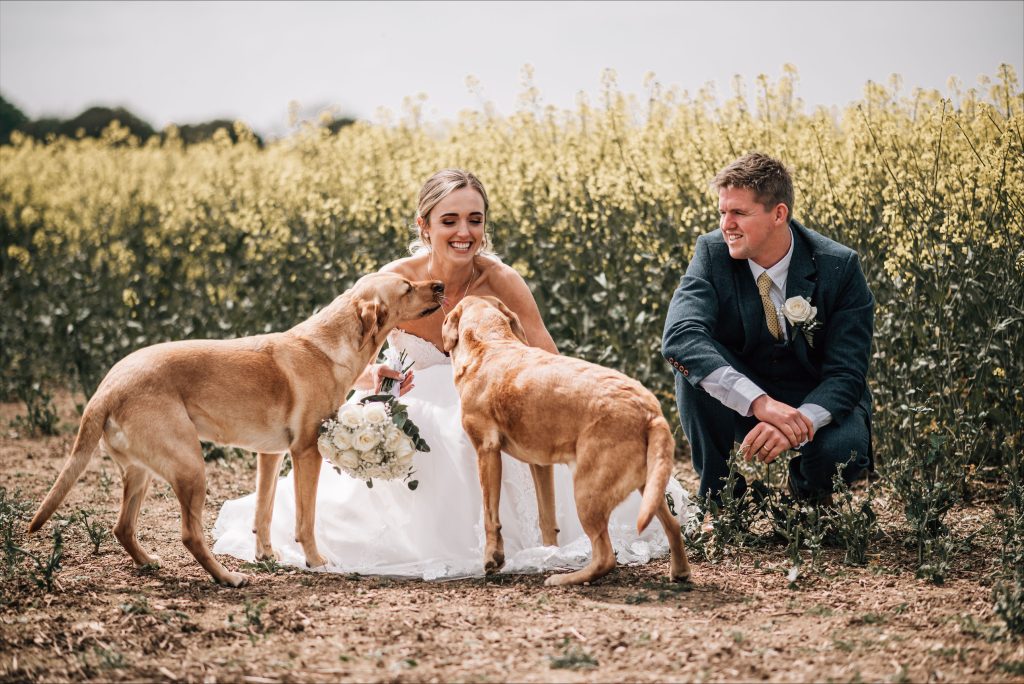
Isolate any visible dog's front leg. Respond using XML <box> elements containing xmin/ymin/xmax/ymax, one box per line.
<box><xmin>476</xmin><ymin>448</ymin><xmax>505</xmax><ymax>574</ymax></box>
<box><xmin>528</xmin><ymin>464</ymin><xmax>559</xmax><ymax>546</ymax></box>
<box><xmin>291</xmin><ymin>445</ymin><xmax>328</xmax><ymax>568</ymax></box>
<box><xmin>254</xmin><ymin>452</ymin><xmax>286</xmax><ymax>561</ymax></box>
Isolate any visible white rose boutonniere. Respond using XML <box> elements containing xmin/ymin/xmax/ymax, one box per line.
<box><xmin>783</xmin><ymin>296</ymin><xmax>823</xmax><ymax>348</ymax></box>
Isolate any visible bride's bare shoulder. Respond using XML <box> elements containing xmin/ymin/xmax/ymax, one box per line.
<box><xmin>476</xmin><ymin>255</ymin><xmax>514</xmax><ymax>278</ymax></box>
<box><xmin>380</xmin><ymin>254</ymin><xmax>428</xmax><ymax>278</ymax></box>
<box><xmin>475</xmin><ymin>256</ymin><xmax>530</xmax><ymax>294</ymax></box>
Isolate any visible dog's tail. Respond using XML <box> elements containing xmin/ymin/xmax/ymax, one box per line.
<box><xmin>27</xmin><ymin>393</ymin><xmax>111</xmax><ymax>533</ymax></box>
<box><xmin>637</xmin><ymin>415</ymin><xmax>675</xmax><ymax>534</ymax></box>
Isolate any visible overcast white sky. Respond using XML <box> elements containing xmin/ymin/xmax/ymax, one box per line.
<box><xmin>1</xmin><ymin>1</ymin><xmax>1021</xmax><ymax>137</ymax></box>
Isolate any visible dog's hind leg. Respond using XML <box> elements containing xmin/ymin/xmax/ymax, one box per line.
<box><xmin>529</xmin><ymin>464</ymin><xmax>559</xmax><ymax>546</ymax></box>
<box><xmin>112</xmin><ymin>461</ymin><xmax>160</xmax><ymax>567</ymax></box>
<box><xmin>254</xmin><ymin>452</ymin><xmax>286</xmax><ymax>561</ymax></box>
<box><xmin>544</xmin><ymin>497</ymin><xmax>616</xmax><ymax>586</ymax></box>
<box><xmin>652</xmin><ymin>492</ymin><xmax>691</xmax><ymax>582</ymax></box>
<box><xmin>164</xmin><ymin>440</ymin><xmax>247</xmax><ymax>587</ymax></box>
<box><xmin>544</xmin><ymin>464</ymin><xmax>619</xmax><ymax>586</ymax></box>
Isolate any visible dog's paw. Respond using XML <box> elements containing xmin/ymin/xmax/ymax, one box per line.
<box><xmin>305</xmin><ymin>553</ymin><xmax>328</xmax><ymax>569</ymax></box>
<box><xmin>544</xmin><ymin>573</ymin><xmax>571</xmax><ymax>587</ymax></box>
<box><xmin>136</xmin><ymin>554</ymin><xmax>161</xmax><ymax>569</ymax></box>
<box><xmin>670</xmin><ymin>571</ymin><xmax>692</xmax><ymax>583</ymax></box>
<box><xmin>255</xmin><ymin>547</ymin><xmax>281</xmax><ymax>562</ymax></box>
<box><xmin>483</xmin><ymin>552</ymin><xmax>505</xmax><ymax>575</ymax></box>
<box><xmin>220</xmin><ymin>572</ymin><xmax>249</xmax><ymax>588</ymax></box>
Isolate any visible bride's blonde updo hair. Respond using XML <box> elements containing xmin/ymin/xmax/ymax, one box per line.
<box><xmin>409</xmin><ymin>168</ymin><xmax>494</xmax><ymax>256</ymax></box>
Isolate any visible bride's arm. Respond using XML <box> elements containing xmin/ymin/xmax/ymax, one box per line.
<box><xmin>491</xmin><ymin>265</ymin><xmax>559</xmax><ymax>354</ymax></box>
<box><xmin>351</xmin><ymin>363</ymin><xmax>415</xmax><ymax>395</ymax></box>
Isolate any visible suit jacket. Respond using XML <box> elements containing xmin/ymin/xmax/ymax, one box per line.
<box><xmin>661</xmin><ymin>219</ymin><xmax>874</xmax><ymax>425</ymax></box>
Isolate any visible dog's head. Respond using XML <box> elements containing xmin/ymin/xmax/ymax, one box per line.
<box><xmin>441</xmin><ymin>295</ymin><xmax>528</xmax><ymax>353</ymax></box>
<box><xmin>351</xmin><ymin>272</ymin><xmax>445</xmax><ymax>350</ymax></box>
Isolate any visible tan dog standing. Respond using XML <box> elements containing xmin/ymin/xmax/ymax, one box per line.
<box><xmin>28</xmin><ymin>272</ymin><xmax>444</xmax><ymax>586</ymax></box>
<box><xmin>442</xmin><ymin>296</ymin><xmax>691</xmax><ymax>586</ymax></box>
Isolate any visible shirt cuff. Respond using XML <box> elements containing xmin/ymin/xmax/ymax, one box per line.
<box><xmin>798</xmin><ymin>403</ymin><xmax>833</xmax><ymax>432</ymax></box>
<box><xmin>699</xmin><ymin>365</ymin><xmax>766</xmax><ymax>417</ymax></box>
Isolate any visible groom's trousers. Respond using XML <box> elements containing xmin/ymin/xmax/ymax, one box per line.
<box><xmin>674</xmin><ymin>349</ymin><xmax>871</xmax><ymax>504</ymax></box>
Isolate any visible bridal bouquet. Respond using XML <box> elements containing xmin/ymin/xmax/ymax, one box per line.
<box><xmin>318</xmin><ymin>349</ymin><xmax>429</xmax><ymax>489</ymax></box>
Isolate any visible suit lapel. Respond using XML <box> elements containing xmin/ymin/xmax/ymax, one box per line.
<box><xmin>785</xmin><ymin>223</ymin><xmax>818</xmax><ymax>374</ymax></box>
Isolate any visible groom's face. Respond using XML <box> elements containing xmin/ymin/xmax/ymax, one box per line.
<box><xmin>718</xmin><ymin>186</ymin><xmax>787</xmax><ymax>265</ymax></box>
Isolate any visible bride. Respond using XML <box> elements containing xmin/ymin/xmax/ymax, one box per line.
<box><xmin>213</xmin><ymin>169</ymin><xmax>693</xmax><ymax>580</ymax></box>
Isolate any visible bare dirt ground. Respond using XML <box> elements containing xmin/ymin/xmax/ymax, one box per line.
<box><xmin>2</xmin><ymin>393</ymin><xmax>1023</xmax><ymax>683</ymax></box>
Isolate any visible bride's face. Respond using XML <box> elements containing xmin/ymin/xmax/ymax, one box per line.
<box><xmin>422</xmin><ymin>187</ymin><xmax>486</xmax><ymax>267</ymax></box>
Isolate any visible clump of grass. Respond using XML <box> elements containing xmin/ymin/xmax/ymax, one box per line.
<box><xmin>1</xmin><ymin>488</ymin><xmax>68</xmax><ymax>592</ymax></box>
<box><xmin>78</xmin><ymin>509</ymin><xmax>110</xmax><ymax>554</ymax></box>
<box><xmin>992</xmin><ymin>463</ymin><xmax>1024</xmax><ymax>634</ymax></box>
<box><xmin>1</xmin><ymin>487</ymin><xmax>33</xmax><ymax>575</ymax></box>
<box><xmin>831</xmin><ymin>463</ymin><xmax>879</xmax><ymax>566</ymax></box>
<box><xmin>228</xmin><ymin>598</ymin><xmax>269</xmax><ymax>643</ymax></box>
<box><xmin>241</xmin><ymin>557</ymin><xmax>285</xmax><ymax>574</ymax></box>
<box><xmin>549</xmin><ymin>641</ymin><xmax>598</xmax><ymax>671</ymax></box>
<box><xmin>119</xmin><ymin>595</ymin><xmax>152</xmax><ymax>616</ymax></box>
<box><xmin>7</xmin><ymin>371</ymin><xmax>60</xmax><ymax>436</ymax></box>
<box><xmin>20</xmin><ymin>519</ymin><xmax>67</xmax><ymax>591</ymax></box>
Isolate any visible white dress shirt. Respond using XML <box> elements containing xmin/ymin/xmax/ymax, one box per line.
<box><xmin>700</xmin><ymin>228</ymin><xmax>833</xmax><ymax>432</ymax></box>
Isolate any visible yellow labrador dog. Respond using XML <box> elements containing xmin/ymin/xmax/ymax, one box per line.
<box><xmin>442</xmin><ymin>296</ymin><xmax>691</xmax><ymax>586</ymax></box>
<box><xmin>28</xmin><ymin>272</ymin><xmax>444</xmax><ymax>586</ymax></box>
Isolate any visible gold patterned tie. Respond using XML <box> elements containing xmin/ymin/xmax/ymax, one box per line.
<box><xmin>757</xmin><ymin>272</ymin><xmax>782</xmax><ymax>340</ymax></box>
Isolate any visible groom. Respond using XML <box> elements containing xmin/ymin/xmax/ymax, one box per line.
<box><xmin>662</xmin><ymin>153</ymin><xmax>873</xmax><ymax>505</ymax></box>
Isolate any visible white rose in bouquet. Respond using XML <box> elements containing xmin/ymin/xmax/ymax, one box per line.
<box><xmin>395</xmin><ymin>438</ymin><xmax>416</xmax><ymax>460</ymax></box>
<box><xmin>317</xmin><ymin>433</ymin><xmax>335</xmax><ymax>459</ymax></box>
<box><xmin>331</xmin><ymin>428</ymin><xmax>353</xmax><ymax>451</ymax></box>
<box><xmin>396</xmin><ymin>443</ymin><xmax>416</xmax><ymax>469</ymax></box>
<box><xmin>363</xmin><ymin>402</ymin><xmax>389</xmax><ymax>425</ymax></box>
<box><xmin>337</xmin><ymin>404</ymin><xmax>364</xmax><ymax>429</ymax></box>
<box><xmin>338</xmin><ymin>449</ymin><xmax>362</xmax><ymax>471</ymax></box>
<box><xmin>353</xmin><ymin>428</ymin><xmax>381</xmax><ymax>452</ymax></box>
<box><xmin>384</xmin><ymin>426</ymin><xmax>406</xmax><ymax>451</ymax></box>
<box><xmin>362</xmin><ymin>448</ymin><xmax>384</xmax><ymax>465</ymax></box>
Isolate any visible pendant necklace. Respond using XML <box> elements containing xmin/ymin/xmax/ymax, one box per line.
<box><xmin>430</xmin><ymin>259</ymin><xmax>477</xmax><ymax>314</ymax></box>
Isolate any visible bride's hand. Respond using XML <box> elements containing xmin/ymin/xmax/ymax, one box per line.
<box><xmin>372</xmin><ymin>365</ymin><xmax>415</xmax><ymax>397</ymax></box>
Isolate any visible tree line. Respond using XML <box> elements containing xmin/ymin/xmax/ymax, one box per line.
<box><xmin>0</xmin><ymin>94</ymin><xmax>356</xmax><ymax>146</ymax></box>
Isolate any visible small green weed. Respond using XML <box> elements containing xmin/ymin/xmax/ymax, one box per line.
<box><xmin>549</xmin><ymin>641</ymin><xmax>598</xmax><ymax>671</ymax></box>
<box><xmin>78</xmin><ymin>509</ymin><xmax>110</xmax><ymax>554</ymax></box>
<box><xmin>241</xmin><ymin>557</ymin><xmax>284</xmax><ymax>574</ymax></box>
<box><xmin>228</xmin><ymin>598</ymin><xmax>269</xmax><ymax>643</ymax></box>
<box><xmin>119</xmin><ymin>595</ymin><xmax>152</xmax><ymax>616</ymax></box>
<box><xmin>997</xmin><ymin>660</ymin><xmax>1024</xmax><ymax>676</ymax></box>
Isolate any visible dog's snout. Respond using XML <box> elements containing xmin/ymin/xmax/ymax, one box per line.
<box><xmin>431</xmin><ymin>282</ymin><xmax>445</xmax><ymax>295</ymax></box>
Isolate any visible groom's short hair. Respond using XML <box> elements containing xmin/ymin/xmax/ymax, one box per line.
<box><xmin>711</xmin><ymin>153</ymin><xmax>794</xmax><ymax>216</ymax></box>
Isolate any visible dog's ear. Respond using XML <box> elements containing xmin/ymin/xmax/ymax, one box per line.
<box><xmin>492</xmin><ymin>300</ymin><xmax>529</xmax><ymax>345</ymax></box>
<box><xmin>375</xmin><ymin>301</ymin><xmax>390</xmax><ymax>329</ymax></box>
<box><xmin>441</xmin><ymin>307</ymin><xmax>462</xmax><ymax>353</ymax></box>
<box><xmin>358</xmin><ymin>300</ymin><xmax>381</xmax><ymax>350</ymax></box>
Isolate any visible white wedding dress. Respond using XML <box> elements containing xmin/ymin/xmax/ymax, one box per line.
<box><xmin>213</xmin><ymin>329</ymin><xmax>694</xmax><ymax>580</ymax></box>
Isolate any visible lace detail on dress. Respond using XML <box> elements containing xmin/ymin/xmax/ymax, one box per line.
<box><xmin>388</xmin><ymin>329</ymin><xmax>450</xmax><ymax>371</ymax></box>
